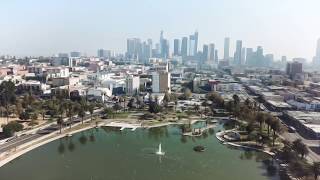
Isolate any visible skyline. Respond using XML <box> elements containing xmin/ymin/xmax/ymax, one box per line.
<box><xmin>1</xmin><ymin>0</ymin><xmax>320</xmax><ymax>60</ymax></box>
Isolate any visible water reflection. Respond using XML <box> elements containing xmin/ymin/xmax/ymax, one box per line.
<box><xmin>148</xmin><ymin>126</ymin><xmax>169</xmax><ymax>140</ymax></box>
<box><xmin>262</xmin><ymin>159</ymin><xmax>277</xmax><ymax>177</ymax></box>
<box><xmin>89</xmin><ymin>131</ymin><xmax>96</xmax><ymax>142</ymax></box>
<box><xmin>58</xmin><ymin>140</ymin><xmax>65</xmax><ymax>154</ymax></box>
<box><xmin>68</xmin><ymin>140</ymin><xmax>75</xmax><ymax>152</ymax></box>
<box><xmin>79</xmin><ymin>133</ymin><xmax>88</xmax><ymax>145</ymax></box>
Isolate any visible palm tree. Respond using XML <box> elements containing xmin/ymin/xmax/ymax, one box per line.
<box><xmin>270</xmin><ymin>118</ymin><xmax>281</xmax><ymax>146</ymax></box>
<box><xmin>57</xmin><ymin>116</ymin><xmax>63</xmax><ymax>133</ymax></box>
<box><xmin>88</xmin><ymin>103</ymin><xmax>95</xmax><ymax>121</ymax></box>
<box><xmin>201</xmin><ymin>101</ymin><xmax>208</xmax><ymax>116</ymax></box>
<box><xmin>232</xmin><ymin>94</ymin><xmax>240</xmax><ymax>106</ymax></box>
<box><xmin>0</xmin><ymin>81</ymin><xmax>16</xmax><ymax>124</ymax></box>
<box><xmin>255</xmin><ymin>112</ymin><xmax>265</xmax><ymax>131</ymax></box>
<box><xmin>78</xmin><ymin>98</ymin><xmax>87</xmax><ymax>124</ymax></box>
<box><xmin>265</xmin><ymin>115</ymin><xmax>274</xmax><ymax>137</ymax></box>
<box><xmin>65</xmin><ymin>101</ymin><xmax>76</xmax><ymax>128</ymax></box>
<box><xmin>293</xmin><ymin>139</ymin><xmax>309</xmax><ymax>158</ymax></box>
<box><xmin>311</xmin><ymin>162</ymin><xmax>320</xmax><ymax>180</ymax></box>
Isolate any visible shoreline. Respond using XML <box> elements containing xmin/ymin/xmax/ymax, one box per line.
<box><xmin>0</xmin><ymin>119</ymin><xmax>270</xmax><ymax>169</ymax></box>
<box><xmin>215</xmin><ymin>130</ymin><xmax>275</xmax><ymax>156</ymax></box>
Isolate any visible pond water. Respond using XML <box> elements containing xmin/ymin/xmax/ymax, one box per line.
<box><xmin>0</xmin><ymin>122</ymin><xmax>281</xmax><ymax>180</ymax></box>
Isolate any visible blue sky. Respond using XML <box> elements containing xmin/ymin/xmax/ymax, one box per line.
<box><xmin>0</xmin><ymin>0</ymin><xmax>320</xmax><ymax>60</ymax></box>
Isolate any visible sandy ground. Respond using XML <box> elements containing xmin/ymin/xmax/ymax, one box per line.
<box><xmin>0</xmin><ymin>116</ymin><xmax>47</xmax><ymax>129</ymax></box>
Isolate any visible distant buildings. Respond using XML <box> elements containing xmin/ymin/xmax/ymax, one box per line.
<box><xmin>181</xmin><ymin>37</ymin><xmax>188</xmax><ymax>57</ymax></box>
<box><xmin>234</xmin><ymin>40</ymin><xmax>242</xmax><ymax>65</ymax></box>
<box><xmin>126</xmin><ymin>38</ymin><xmax>142</xmax><ymax>60</ymax></box>
<box><xmin>202</xmin><ymin>44</ymin><xmax>209</xmax><ymax>63</ymax></box>
<box><xmin>70</xmin><ymin>51</ymin><xmax>81</xmax><ymax>58</ymax></box>
<box><xmin>173</xmin><ymin>39</ymin><xmax>180</xmax><ymax>56</ymax></box>
<box><xmin>97</xmin><ymin>49</ymin><xmax>111</xmax><ymax>58</ymax></box>
<box><xmin>224</xmin><ymin>37</ymin><xmax>230</xmax><ymax>61</ymax></box>
<box><xmin>313</xmin><ymin>38</ymin><xmax>320</xmax><ymax>65</ymax></box>
<box><xmin>286</xmin><ymin>61</ymin><xmax>303</xmax><ymax>79</ymax></box>
<box><xmin>209</xmin><ymin>44</ymin><xmax>215</xmax><ymax>63</ymax></box>
<box><xmin>189</xmin><ymin>31</ymin><xmax>198</xmax><ymax>56</ymax></box>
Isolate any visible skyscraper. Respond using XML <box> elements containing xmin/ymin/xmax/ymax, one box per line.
<box><xmin>126</xmin><ymin>38</ymin><xmax>142</xmax><ymax>60</ymax></box>
<box><xmin>241</xmin><ymin>48</ymin><xmax>246</xmax><ymax>65</ymax></box>
<box><xmin>173</xmin><ymin>39</ymin><xmax>180</xmax><ymax>56</ymax></box>
<box><xmin>202</xmin><ymin>44</ymin><xmax>209</xmax><ymax>63</ymax></box>
<box><xmin>209</xmin><ymin>44</ymin><xmax>215</xmax><ymax>62</ymax></box>
<box><xmin>189</xmin><ymin>31</ymin><xmax>198</xmax><ymax>56</ymax></box>
<box><xmin>224</xmin><ymin>37</ymin><xmax>230</xmax><ymax>61</ymax></box>
<box><xmin>214</xmin><ymin>50</ymin><xmax>218</xmax><ymax>63</ymax></box>
<box><xmin>317</xmin><ymin>38</ymin><xmax>320</xmax><ymax>58</ymax></box>
<box><xmin>234</xmin><ymin>40</ymin><xmax>242</xmax><ymax>65</ymax></box>
<box><xmin>246</xmin><ymin>48</ymin><xmax>254</xmax><ymax>65</ymax></box>
<box><xmin>161</xmin><ymin>39</ymin><xmax>169</xmax><ymax>59</ymax></box>
<box><xmin>313</xmin><ymin>38</ymin><xmax>320</xmax><ymax>65</ymax></box>
<box><xmin>181</xmin><ymin>37</ymin><xmax>188</xmax><ymax>57</ymax></box>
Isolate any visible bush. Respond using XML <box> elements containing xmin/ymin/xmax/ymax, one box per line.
<box><xmin>19</xmin><ymin>111</ymin><xmax>30</xmax><ymax>120</ymax></box>
<box><xmin>2</xmin><ymin>121</ymin><xmax>24</xmax><ymax>137</ymax></box>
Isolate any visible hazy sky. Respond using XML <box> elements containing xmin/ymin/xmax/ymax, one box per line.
<box><xmin>0</xmin><ymin>0</ymin><xmax>320</xmax><ymax>60</ymax></box>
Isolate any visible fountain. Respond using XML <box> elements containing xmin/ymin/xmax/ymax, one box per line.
<box><xmin>156</xmin><ymin>143</ymin><xmax>165</xmax><ymax>155</ymax></box>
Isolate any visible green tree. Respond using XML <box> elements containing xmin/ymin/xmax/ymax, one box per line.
<box><xmin>232</xmin><ymin>94</ymin><xmax>240</xmax><ymax>106</ymax></box>
<box><xmin>65</xmin><ymin>101</ymin><xmax>76</xmax><ymax>128</ymax></box>
<box><xmin>0</xmin><ymin>81</ymin><xmax>16</xmax><ymax>124</ymax></box>
<box><xmin>88</xmin><ymin>103</ymin><xmax>95</xmax><ymax>121</ymax></box>
<box><xmin>270</xmin><ymin>118</ymin><xmax>281</xmax><ymax>146</ymax></box>
<box><xmin>255</xmin><ymin>112</ymin><xmax>266</xmax><ymax>131</ymax></box>
<box><xmin>2</xmin><ymin>121</ymin><xmax>23</xmax><ymax>137</ymax></box>
<box><xmin>310</xmin><ymin>162</ymin><xmax>320</xmax><ymax>180</ymax></box>
<box><xmin>57</xmin><ymin>116</ymin><xmax>63</xmax><ymax>133</ymax></box>
<box><xmin>113</xmin><ymin>102</ymin><xmax>122</xmax><ymax>112</ymax></box>
<box><xmin>78</xmin><ymin>98</ymin><xmax>88</xmax><ymax>124</ymax></box>
<box><xmin>292</xmin><ymin>139</ymin><xmax>309</xmax><ymax>158</ymax></box>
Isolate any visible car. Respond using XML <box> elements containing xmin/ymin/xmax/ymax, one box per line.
<box><xmin>288</xmin><ymin>126</ymin><xmax>296</xmax><ymax>133</ymax></box>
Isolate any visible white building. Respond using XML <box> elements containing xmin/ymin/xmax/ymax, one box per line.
<box><xmin>126</xmin><ymin>75</ymin><xmax>140</xmax><ymax>95</ymax></box>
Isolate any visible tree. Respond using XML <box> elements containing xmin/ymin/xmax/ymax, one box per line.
<box><xmin>292</xmin><ymin>139</ymin><xmax>309</xmax><ymax>158</ymax></box>
<box><xmin>149</xmin><ymin>102</ymin><xmax>162</xmax><ymax>114</ymax></box>
<box><xmin>19</xmin><ymin>111</ymin><xmax>30</xmax><ymax>120</ymax></box>
<box><xmin>232</xmin><ymin>94</ymin><xmax>240</xmax><ymax>106</ymax></box>
<box><xmin>103</xmin><ymin>107</ymin><xmax>114</xmax><ymax>118</ymax></box>
<box><xmin>310</xmin><ymin>162</ymin><xmax>320</xmax><ymax>180</ymax></box>
<box><xmin>255</xmin><ymin>112</ymin><xmax>265</xmax><ymax>131</ymax></box>
<box><xmin>38</xmin><ymin>101</ymin><xmax>46</xmax><ymax>121</ymax></box>
<box><xmin>127</xmin><ymin>98</ymin><xmax>135</xmax><ymax>109</ymax></box>
<box><xmin>113</xmin><ymin>102</ymin><xmax>122</xmax><ymax>112</ymax></box>
<box><xmin>0</xmin><ymin>81</ymin><xmax>16</xmax><ymax>124</ymax></box>
<box><xmin>270</xmin><ymin>118</ymin><xmax>281</xmax><ymax>146</ymax></box>
<box><xmin>265</xmin><ymin>114</ymin><xmax>274</xmax><ymax>137</ymax></box>
<box><xmin>28</xmin><ymin>112</ymin><xmax>38</xmax><ymax>127</ymax></box>
<box><xmin>65</xmin><ymin>101</ymin><xmax>76</xmax><ymax>128</ymax></box>
<box><xmin>57</xmin><ymin>116</ymin><xmax>63</xmax><ymax>133</ymax></box>
<box><xmin>78</xmin><ymin>98</ymin><xmax>88</xmax><ymax>124</ymax></box>
<box><xmin>207</xmin><ymin>92</ymin><xmax>224</xmax><ymax>107</ymax></box>
<box><xmin>88</xmin><ymin>103</ymin><xmax>95</xmax><ymax>121</ymax></box>
<box><xmin>2</xmin><ymin>121</ymin><xmax>23</xmax><ymax>137</ymax></box>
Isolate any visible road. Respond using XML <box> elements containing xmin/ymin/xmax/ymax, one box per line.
<box><xmin>241</xmin><ymin>85</ymin><xmax>320</xmax><ymax>162</ymax></box>
<box><xmin>0</xmin><ymin>134</ymin><xmax>42</xmax><ymax>153</ymax></box>
<box><xmin>0</xmin><ymin>109</ymin><xmax>103</xmax><ymax>155</ymax></box>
